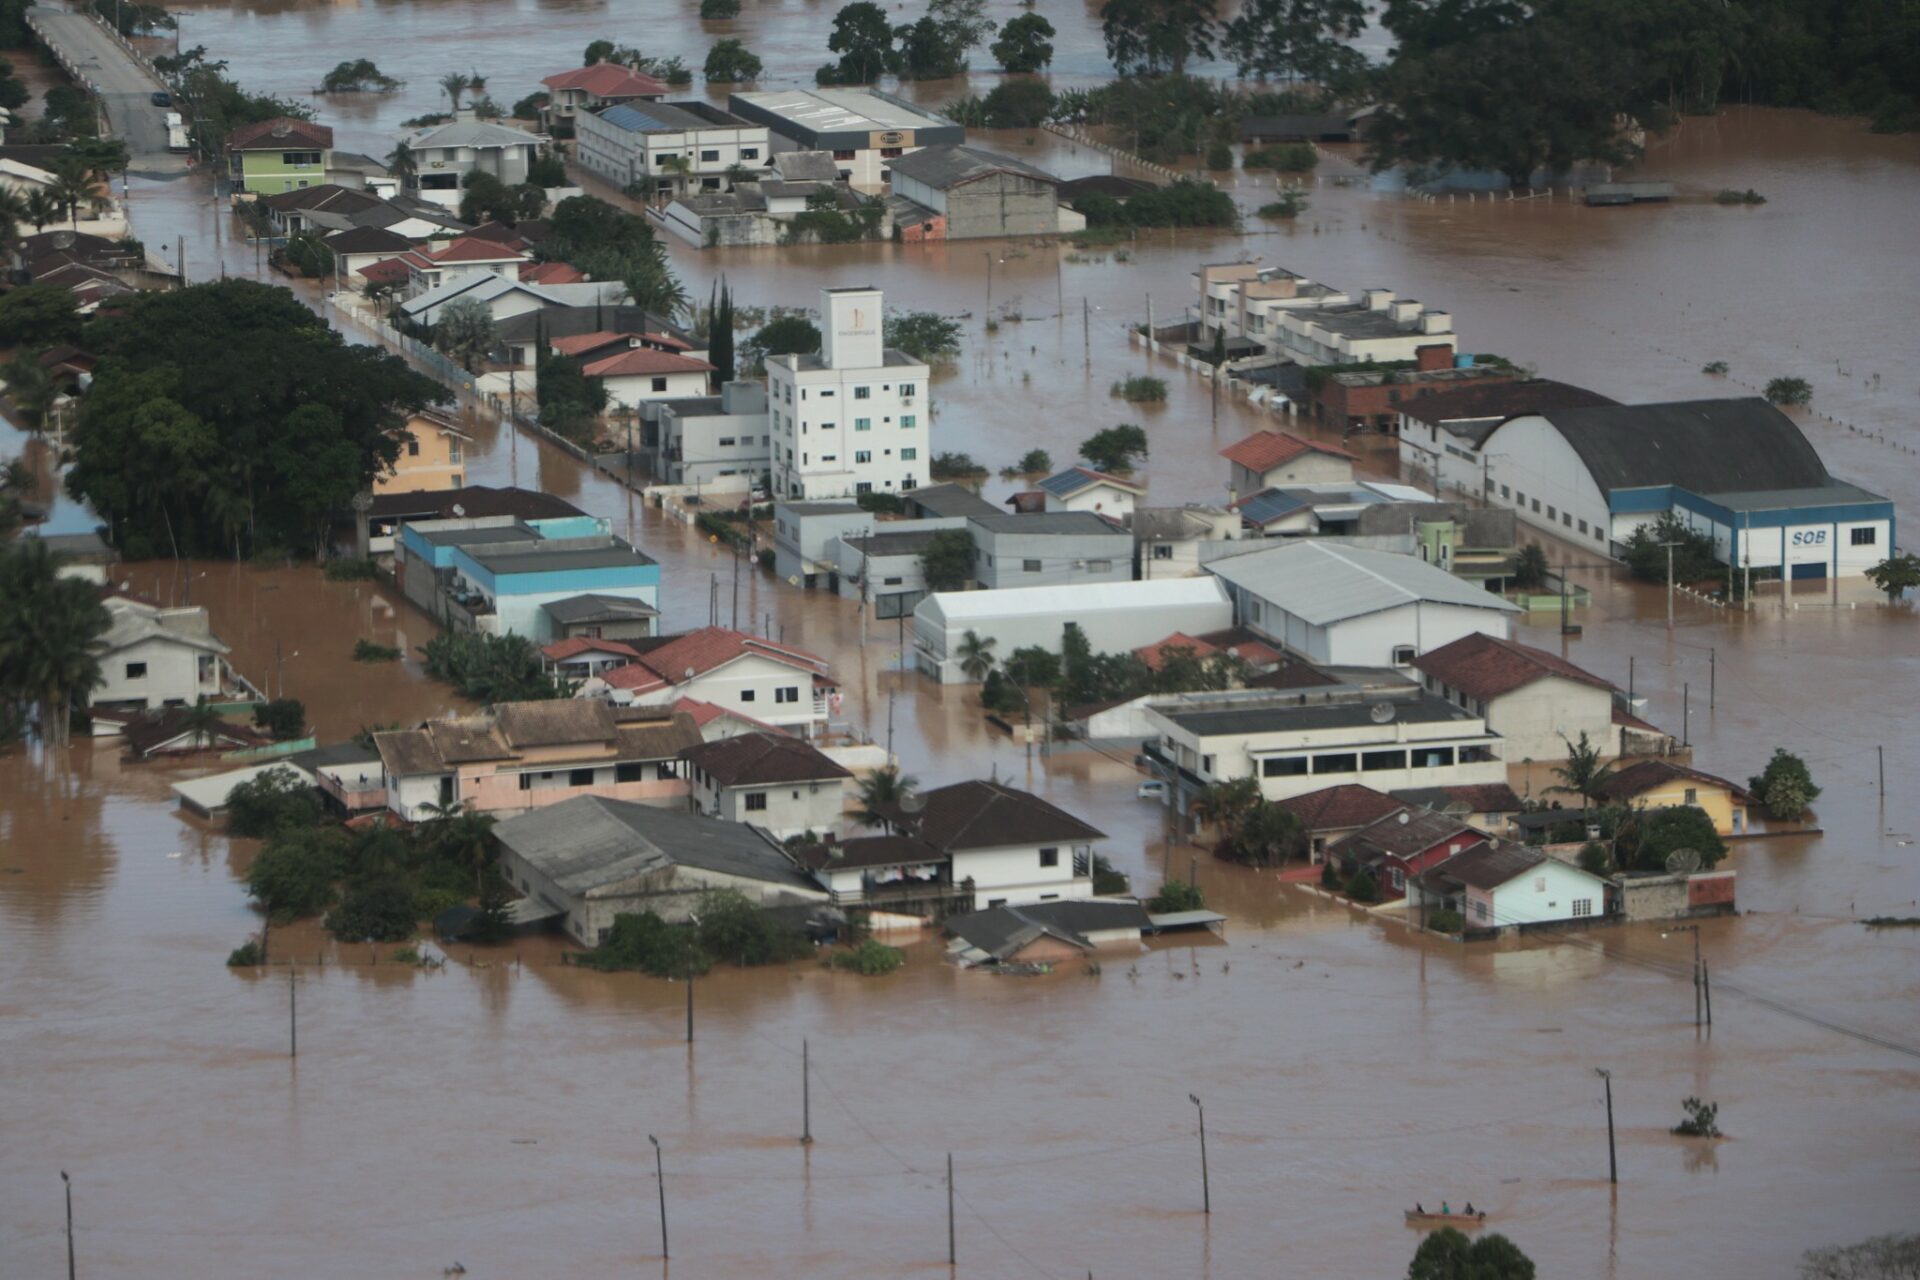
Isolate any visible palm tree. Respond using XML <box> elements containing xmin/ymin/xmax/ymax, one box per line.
<box><xmin>1547</xmin><ymin>731</ymin><xmax>1615</xmax><ymax>810</ymax></box>
<box><xmin>438</xmin><ymin>71</ymin><xmax>473</xmax><ymax>110</ymax></box>
<box><xmin>622</xmin><ymin>261</ymin><xmax>689</xmax><ymax>323</ymax></box>
<box><xmin>180</xmin><ymin>698</ymin><xmax>224</xmax><ymax>750</ymax></box>
<box><xmin>386</xmin><ymin>139</ymin><xmax>418</xmax><ymax>187</ymax></box>
<box><xmin>47</xmin><ymin>161</ymin><xmax>92</xmax><ymax>228</ymax></box>
<box><xmin>0</xmin><ymin>188</ymin><xmax>24</xmax><ymax>244</ymax></box>
<box><xmin>955</xmin><ymin>629</ymin><xmax>997</xmax><ymax>684</ymax></box>
<box><xmin>3</xmin><ymin>356</ymin><xmax>58</xmax><ymax>431</ymax></box>
<box><xmin>0</xmin><ymin>542</ymin><xmax>111</xmax><ymax>747</ymax></box>
<box><xmin>22</xmin><ymin>188</ymin><xmax>59</xmax><ymax>233</ymax></box>
<box><xmin>655</xmin><ymin>152</ymin><xmax>692</xmax><ymax>194</ymax></box>
<box><xmin>853</xmin><ymin>764</ymin><xmax>919</xmax><ymax>830</ymax></box>
<box><xmin>440</xmin><ymin>808</ymin><xmax>497</xmax><ymax>892</ymax></box>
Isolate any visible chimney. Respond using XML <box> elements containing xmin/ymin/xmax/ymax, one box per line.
<box><xmin>1415</xmin><ymin>343</ymin><xmax>1453</xmax><ymax>373</ymax></box>
<box><xmin>1419</xmin><ymin>310</ymin><xmax>1452</xmax><ymax>335</ymax></box>
<box><xmin>1363</xmin><ymin>288</ymin><xmax>1393</xmax><ymax>311</ymax></box>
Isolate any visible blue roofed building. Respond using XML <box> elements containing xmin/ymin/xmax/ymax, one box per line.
<box><xmin>1474</xmin><ymin>398</ymin><xmax>1893</xmax><ymax>578</ymax></box>
<box><xmin>397</xmin><ymin>515</ymin><xmax>660</xmax><ymax>641</ymax></box>
<box><xmin>573</xmin><ymin>100</ymin><xmax>770</xmax><ymax>196</ymax></box>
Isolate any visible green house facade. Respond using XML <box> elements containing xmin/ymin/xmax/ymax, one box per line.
<box><xmin>225</xmin><ymin>117</ymin><xmax>336</xmax><ymax>196</ymax></box>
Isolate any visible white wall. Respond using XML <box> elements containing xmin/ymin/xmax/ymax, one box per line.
<box><xmin>1477</xmin><ymin>416</ymin><xmax>1614</xmax><ymax>550</ymax></box>
<box><xmin>695</xmin><ymin>776</ymin><xmax>846</xmax><ymax>840</ymax></box>
<box><xmin>1485</xmin><ymin>859</ymin><xmax>1606</xmax><ymax>927</ymax></box>
<box><xmin>1481</xmin><ymin>678</ymin><xmax>1615</xmax><ymax>762</ymax></box>
<box><xmin>93</xmin><ymin>637</ymin><xmax>220</xmax><ymax>710</ymax></box>
<box><xmin>1044</xmin><ymin>484</ymin><xmax>1138</xmax><ymax>518</ymax></box>
<box><xmin>602</xmin><ymin>370</ymin><xmax>713</xmax><ymax>411</ymax></box>
<box><xmin>952</xmin><ymin>843</ymin><xmax>1094</xmax><ymax>906</ymax></box>
<box><xmin>1240</xmin><ymin>595</ymin><xmax>1510</xmax><ymax>668</ymax></box>
<box><xmin>616</xmin><ymin>653</ymin><xmax>824</xmax><ymax>732</ymax></box>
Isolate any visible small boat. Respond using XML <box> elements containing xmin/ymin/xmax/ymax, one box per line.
<box><xmin>1405</xmin><ymin>1209</ymin><xmax>1488</xmax><ymax>1228</ymax></box>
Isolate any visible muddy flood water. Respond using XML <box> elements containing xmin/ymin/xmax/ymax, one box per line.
<box><xmin>6</xmin><ymin>2</ymin><xmax>1920</xmax><ymax>1274</ymax></box>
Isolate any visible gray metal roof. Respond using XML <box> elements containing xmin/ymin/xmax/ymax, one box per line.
<box><xmin>945</xmin><ymin>900</ymin><xmax>1148</xmax><ymax>961</ymax></box>
<box><xmin>1519</xmin><ymin>398</ymin><xmax>1834</xmax><ymax>498</ymax></box>
<box><xmin>493</xmin><ymin>795</ymin><xmax>819</xmax><ymax>896</ymax></box>
<box><xmin>599</xmin><ymin>100</ymin><xmax>751</xmax><ymax>133</ymax></box>
<box><xmin>969</xmin><ymin>512</ymin><xmax>1127</xmax><ymax>538</ymax></box>
<box><xmin>1697</xmin><ymin>481</ymin><xmax>1889</xmax><ymax>511</ymax></box>
<box><xmin>469</xmin><ymin>540</ymin><xmax>658</xmax><ymax>574</ymax></box>
<box><xmin>1205</xmin><ymin>541</ymin><xmax>1521</xmax><ymax>626</ymax></box>
<box><xmin>1152</xmin><ymin>689</ymin><xmax>1486</xmax><ymax>737</ymax></box>
<box><xmin>543</xmin><ymin>593</ymin><xmax>661</xmax><ymax>623</ymax></box>
<box><xmin>407</xmin><ymin>117</ymin><xmax>546</xmax><ymax>151</ymax></box>
<box><xmin>854</xmin><ymin>531</ymin><xmax>940</xmax><ymax>558</ymax></box>
<box><xmin>884</xmin><ymin>143</ymin><xmax>1058</xmax><ymax>190</ymax></box>
<box><xmin>904</xmin><ymin>484</ymin><xmax>1000</xmax><ymax>518</ymax></box>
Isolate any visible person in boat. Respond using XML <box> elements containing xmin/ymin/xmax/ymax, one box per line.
<box><xmin>1441</xmin><ymin>1202</ymin><xmax>1451</xmax><ymax>1216</ymax></box>
<box><xmin>1415</xmin><ymin>1204</ymin><xmax>1424</xmax><ymax>1215</ymax></box>
<box><xmin>1464</xmin><ymin>1202</ymin><xmax>1475</xmax><ymax>1216</ymax></box>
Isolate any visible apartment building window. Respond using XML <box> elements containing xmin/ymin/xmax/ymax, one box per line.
<box><xmin>741</xmin><ymin>147</ymin><xmax>759</xmax><ymax>160</ymax></box>
<box><xmin>448</xmin><ymin>440</ymin><xmax>462</xmax><ymax>463</ymax></box>
<box><xmin>657</xmin><ymin>763</ymin><xmax>676</xmax><ymax>780</ymax></box>
<box><xmin>900</xmin><ymin>384</ymin><xmax>916</xmax><ymax>399</ymax></box>
<box><xmin>1852</xmin><ymin>527</ymin><xmax>1877</xmax><ymax>546</ymax></box>
<box><xmin>569</xmin><ymin>768</ymin><xmax>596</xmax><ymax>787</ymax></box>
<box><xmin>1500</xmin><ymin>484</ymin><xmax>1510</xmax><ymax>499</ymax></box>
<box><xmin>901</xmin><ymin>447</ymin><xmax>917</xmax><ymax>460</ymax></box>
<box><xmin>1261</xmin><ymin>756</ymin><xmax>1309</xmax><ymax>777</ymax></box>
<box><xmin>855</xmin><ymin>450</ymin><xmax>871</xmax><ymax>463</ymax></box>
<box><xmin>883</xmin><ymin>576</ymin><xmax>902</xmax><ymax>585</ymax></box>
<box><xmin>282</xmin><ymin>150</ymin><xmax>320</xmax><ymax>166</ymax></box>
<box><xmin>854</xmin><ymin>386</ymin><xmax>871</xmax><ymax>399</ymax></box>
<box><xmin>700</xmin><ymin>149</ymin><xmax>720</xmax><ymax>162</ymax></box>
<box><xmin>1578</xmin><ymin>519</ymin><xmax>1589</xmax><ymax>535</ymax></box>
<box><xmin>855</xmin><ymin>417</ymin><xmax>871</xmax><ymax>431</ymax></box>
<box><xmin>1023</xmin><ymin>559</ymin><xmax>1042</xmax><ymax>573</ymax></box>
<box><xmin>1362</xmin><ymin>749</ymin><xmax>1408</xmax><ymax>771</ymax></box>
<box><xmin>833</xmin><ymin>149</ymin><xmax>855</xmax><ymax>160</ymax></box>
<box><xmin>821</xmin><ymin>454</ymin><xmax>836</xmax><ymax>462</ymax></box>
<box><xmin>856</xmin><ymin>481</ymin><xmax>872</xmax><ymax>494</ymax></box>
<box><xmin>740</xmin><ymin>690</ymin><xmax>756</xmax><ymax>702</ymax></box>
<box><xmin>1684</xmin><ymin>787</ymin><xmax>1698</xmax><ymax>804</ymax></box>
<box><xmin>1153</xmin><ymin>544</ymin><xmax>1173</xmax><ymax>560</ymax></box>
<box><xmin>1412</xmin><ymin>746</ymin><xmax>1456</xmax><ymax>767</ymax></box>
<box><xmin>718</xmin><ymin>437</ymin><xmax>736</xmax><ymax>446</ymax></box>
<box><xmin>1546</xmin><ymin>505</ymin><xmax>1556</xmax><ymax>520</ymax></box>
<box><xmin>1039</xmin><ymin>847</ymin><xmax>1059</xmax><ymax>868</ymax></box>
<box><xmin>651</xmin><ymin>377</ymin><xmax>668</xmax><ymax>392</ymax></box>
<box><xmin>1532</xmin><ymin>498</ymin><xmax>1542</xmax><ymax>513</ymax></box>
<box><xmin>615</xmin><ymin>763</ymin><xmax>643</xmax><ymax>783</ymax></box>
<box><xmin>901</xmin><ymin>414</ymin><xmax>917</xmax><ymax>429</ymax></box>
<box><xmin>817</xmin><ymin>389</ymin><xmax>835</xmax><ymax>398</ymax></box>
<box><xmin>745</xmin><ymin>792</ymin><xmax>768</xmax><ymax>811</ymax></box>
<box><xmin>407</xmin><ymin>438</ymin><xmax>421</xmax><ymax>456</ymax></box>
<box><xmin>1392</xmin><ymin>645</ymin><xmax>1416</xmax><ymax>665</ymax></box>
<box><xmin>880</xmin><ymin>146</ymin><xmax>903</xmax><ymax>157</ymax></box>
<box><xmin>1563</xmin><ymin>512</ymin><xmax>1573</xmax><ymax>527</ymax></box>
<box><xmin>518</xmin><ymin>773</ymin><xmax>533</xmax><ymax>791</ymax></box>
<box><xmin>1474</xmin><ymin>900</ymin><xmax>1489</xmax><ymax>920</ymax></box>
<box><xmin>1312</xmin><ymin>752</ymin><xmax>1359</xmax><ymax>774</ymax></box>
<box><xmin>776</xmin><ymin>687</ymin><xmax>799</xmax><ymax>703</ymax></box>
<box><xmin>125</xmin><ymin>661</ymin><xmax>147</xmax><ymax>679</ymax></box>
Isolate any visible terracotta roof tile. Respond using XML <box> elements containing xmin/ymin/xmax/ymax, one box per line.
<box><xmin>683</xmin><ymin>732</ymin><xmax>852</xmax><ymax>787</ymax></box>
<box><xmin>1276</xmin><ymin>784</ymin><xmax>1405</xmax><ymax>834</ymax></box>
<box><xmin>542</xmin><ymin>63</ymin><xmax>670</xmax><ymax>98</ymax></box>
<box><xmin>542</xmin><ymin>637</ymin><xmax>643</xmax><ymax>661</ymax></box>
<box><xmin>1596</xmin><ymin>759</ymin><xmax>1751</xmax><ymax>804</ymax></box>
<box><xmin>226</xmin><ymin>117</ymin><xmax>334</xmax><ymax>151</ymax></box>
<box><xmin>1133</xmin><ymin>632</ymin><xmax>1221</xmax><ymax>672</ymax></box>
<box><xmin>911</xmin><ymin>779</ymin><xmax>1104</xmax><ymax>851</ymax></box>
<box><xmin>1411</xmin><ymin>633</ymin><xmax>1615</xmax><ymax>700</ymax></box>
<box><xmin>1219</xmin><ymin>430</ymin><xmax>1355</xmax><ymax>473</ymax></box>
<box><xmin>582</xmin><ymin>348</ymin><xmax>716</xmax><ymax>378</ymax></box>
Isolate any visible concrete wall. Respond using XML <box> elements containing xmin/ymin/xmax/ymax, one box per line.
<box><xmin>1478</xmin><ymin>415</ymin><xmax>1614</xmax><ymax>551</ymax></box>
<box><xmin>944</xmin><ymin>173</ymin><xmax>1060</xmax><ymax>240</ymax></box>
<box><xmin>971</xmin><ymin>528</ymin><xmax>1133</xmax><ymax>591</ymax></box>
<box><xmin>951</xmin><ymin>843</ymin><xmax>1094</xmax><ymax>907</ymax></box>
<box><xmin>694</xmin><ymin>775</ymin><xmax>847</xmax><ymax>840</ymax></box>
<box><xmin>1453</xmin><ymin>676</ymin><xmax>1615</xmax><ymax>763</ymax></box>
<box><xmin>1238</xmin><ymin>593</ymin><xmax>1510</xmax><ymax>668</ymax></box>
<box><xmin>94</xmin><ymin>636</ymin><xmax>220</xmax><ymax>711</ymax></box>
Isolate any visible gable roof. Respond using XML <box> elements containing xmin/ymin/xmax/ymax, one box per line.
<box><xmin>1205</xmin><ymin>541</ymin><xmax>1522</xmax><ymax>625</ymax></box>
<box><xmin>369</xmin><ymin>484</ymin><xmax>584</xmax><ymax>523</ymax></box>
<box><xmin>1037</xmin><ymin>466</ymin><xmax>1146</xmax><ymax>500</ymax></box>
<box><xmin>542</xmin><ymin>592</ymin><xmax>659</xmax><ymax>624</ymax></box>
<box><xmin>1331</xmin><ymin>808</ymin><xmax>1481</xmax><ymax>861</ymax></box>
<box><xmin>492</xmin><ymin>795</ymin><xmax>820</xmax><ymax>896</ymax></box>
<box><xmin>582</xmin><ymin>347</ymin><xmax>716</xmax><ymax>378</ymax></box>
<box><xmin>911</xmin><ymin>779</ymin><xmax>1104</xmax><ymax>851</ymax></box>
<box><xmin>903</xmin><ymin>483</ymin><xmax>1001</xmax><ymax>519</ymax></box>
<box><xmin>495</xmin><ymin>699</ymin><xmax>617</xmax><ymax>748</ymax></box>
<box><xmin>599</xmin><ymin>627</ymin><xmax>832</xmax><ymax>692</ymax></box>
<box><xmin>945</xmin><ymin>900</ymin><xmax>1150</xmax><ymax>961</ymax></box>
<box><xmin>683</xmin><ymin>732</ymin><xmax>852</xmax><ymax>787</ymax></box>
<box><xmin>123</xmin><ymin>708</ymin><xmax>269</xmax><ymax>758</ymax></box>
<box><xmin>1596</xmin><ymin>760</ymin><xmax>1752</xmax><ymax>804</ymax></box>
<box><xmin>884</xmin><ymin>144</ymin><xmax>1057</xmax><ymax>189</ymax></box>
<box><xmin>100</xmin><ymin>600</ymin><xmax>229</xmax><ymax>657</ymax></box>
<box><xmin>407</xmin><ymin>117</ymin><xmax>546</xmax><ymax>151</ymax></box>
<box><xmin>227</xmin><ymin>117</ymin><xmax>334</xmax><ymax>151</ymax></box>
<box><xmin>797</xmin><ymin>833</ymin><xmax>946</xmax><ymax>872</ymax></box>
<box><xmin>1412</xmin><ymin>632</ymin><xmax>1615</xmax><ymax>700</ymax></box>
<box><xmin>1133</xmin><ymin>631</ymin><xmax>1221</xmax><ymax>672</ymax></box>
<box><xmin>1389</xmin><ymin>783</ymin><xmax>1525</xmax><ymax>816</ymax></box>
<box><xmin>426</xmin><ymin>235</ymin><xmax>528</xmax><ymax>264</ymax></box>
<box><xmin>672</xmin><ymin>696</ymin><xmax>787</xmax><ymax>735</ymax></box>
<box><xmin>551</xmin><ymin>330</ymin><xmax>637</xmax><ymax>356</ymax></box>
<box><xmin>1275</xmin><ymin>784</ymin><xmax>1405</xmax><ymax>834</ymax></box>
<box><xmin>321</xmin><ymin>225</ymin><xmax>414</xmax><ymax>254</ymax></box>
<box><xmin>1520</xmin><ymin>398</ymin><xmax>1831</xmax><ymax>497</ymax></box>
<box><xmin>542</xmin><ymin>636</ymin><xmax>643</xmax><ymax>662</ymax></box>
<box><xmin>543</xmin><ymin>62</ymin><xmax>670</xmax><ymax>99</ymax></box>
<box><xmin>1425</xmin><ymin>840</ymin><xmax>1548</xmax><ymax>891</ymax></box>
<box><xmin>1219</xmin><ymin>430</ymin><xmax>1355</xmax><ymax>473</ymax></box>
<box><xmin>520</xmin><ymin>260</ymin><xmax>585</xmax><ymax>285</ymax></box>
<box><xmin>967</xmin><ymin>511</ymin><xmax>1128</xmax><ymax>538</ymax></box>
<box><xmin>357</xmin><ymin>258</ymin><xmax>413</xmax><ymax>285</ymax></box>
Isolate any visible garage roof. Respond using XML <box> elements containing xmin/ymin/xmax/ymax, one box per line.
<box><xmin>1204</xmin><ymin>541</ymin><xmax>1520</xmax><ymax>626</ymax></box>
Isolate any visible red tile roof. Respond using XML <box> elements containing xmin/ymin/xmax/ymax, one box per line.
<box><xmin>638</xmin><ymin>330</ymin><xmax>693</xmax><ymax>352</ymax></box>
<box><xmin>1276</xmin><ymin>784</ymin><xmax>1405</xmax><ymax>834</ymax></box>
<box><xmin>542</xmin><ymin>63</ymin><xmax>670</xmax><ymax>98</ymax></box>
<box><xmin>683</xmin><ymin>732</ymin><xmax>852</xmax><ymax>786</ymax></box>
<box><xmin>541</xmin><ymin>636</ymin><xmax>643</xmax><ymax>662</ymax></box>
<box><xmin>1219</xmin><ymin>430</ymin><xmax>1355</xmax><ymax>473</ymax></box>
<box><xmin>600</xmin><ymin>627</ymin><xmax>831</xmax><ymax>691</ymax></box>
<box><xmin>1193</xmin><ymin>627</ymin><xmax>1287</xmax><ymax>669</ymax></box>
<box><xmin>672</xmin><ymin>697</ymin><xmax>787</xmax><ymax>734</ymax></box>
<box><xmin>427</xmin><ymin>236</ymin><xmax>528</xmax><ymax>264</ymax></box>
<box><xmin>1133</xmin><ymin>631</ymin><xmax>1220</xmax><ymax>672</ymax></box>
<box><xmin>583</xmin><ymin>348</ymin><xmax>716</xmax><ymax>378</ymax></box>
<box><xmin>1411</xmin><ymin>633</ymin><xmax>1615</xmax><ymax>700</ymax></box>
<box><xmin>550</xmin><ymin>330</ymin><xmax>633</xmax><ymax>356</ymax></box>
<box><xmin>226</xmin><ymin>117</ymin><xmax>334</xmax><ymax>151</ymax></box>
<box><xmin>356</xmin><ymin>258</ymin><xmax>412</xmax><ymax>285</ymax></box>
<box><xmin>519</xmin><ymin>260</ymin><xmax>585</xmax><ymax>285</ymax></box>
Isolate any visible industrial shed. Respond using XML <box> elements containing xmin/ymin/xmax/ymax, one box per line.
<box><xmin>883</xmin><ymin>144</ymin><xmax>1083</xmax><ymax>241</ymax></box>
<box><xmin>913</xmin><ymin>578</ymin><xmax>1231</xmax><ymax>684</ymax></box>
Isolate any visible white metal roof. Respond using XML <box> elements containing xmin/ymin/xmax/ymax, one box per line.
<box><xmin>918</xmin><ymin>577</ymin><xmax>1228</xmax><ymax>628</ymax></box>
<box><xmin>1204</xmin><ymin>541</ymin><xmax>1520</xmax><ymax>626</ymax></box>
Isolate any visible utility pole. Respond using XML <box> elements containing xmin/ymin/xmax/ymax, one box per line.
<box><xmin>1665</xmin><ymin>925</ymin><xmax>1702</xmax><ymax>1028</ymax></box>
<box><xmin>1709</xmin><ymin>647</ymin><xmax>1716</xmax><ymax>710</ymax></box>
<box><xmin>648</xmin><ymin>1134</ymin><xmax>668</xmax><ymax>1260</ymax></box>
<box><xmin>1189</xmin><ymin>1094</ymin><xmax>1210</xmax><ymax>1214</ymax></box>
<box><xmin>983</xmin><ymin>251</ymin><xmax>992</xmax><ymax>313</ymax></box>
<box><xmin>1878</xmin><ymin>745</ymin><xmax>1885</xmax><ymax>800</ymax></box>
<box><xmin>1701</xmin><ymin>962</ymin><xmax>1712</xmax><ymax>1027</ymax></box>
<box><xmin>946</xmin><ymin>1153</ymin><xmax>956</xmax><ymax>1266</ymax></box>
<box><xmin>1595</xmin><ymin>1068</ymin><xmax>1617</xmax><ymax>1185</ymax></box>
<box><xmin>1660</xmin><ymin>541</ymin><xmax>1679</xmax><ymax>629</ymax></box>
<box><xmin>1683</xmin><ymin>683</ymin><xmax>1690</xmax><ymax>747</ymax></box>
<box><xmin>288</xmin><ymin>967</ymin><xmax>297</xmax><ymax>1058</ymax></box>
<box><xmin>1144</xmin><ymin>293</ymin><xmax>1153</xmax><ymax>364</ymax></box>
<box><xmin>685</xmin><ymin>957</ymin><xmax>694</xmax><ymax>1043</ymax></box>
<box><xmin>801</xmin><ymin>1039</ymin><xmax>812</xmax><ymax>1145</ymax></box>
<box><xmin>62</xmin><ymin>1171</ymin><xmax>75</xmax><ymax>1280</ymax></box>
<box><xmin>1082</xmin><ymin>297</ymin><xmax>1090</xmax><ymax>372</ymax></box>
<box><xmin>886</xmin><ymin>688</ymin><xmax>896</xmax><ymax>760</ymax></box>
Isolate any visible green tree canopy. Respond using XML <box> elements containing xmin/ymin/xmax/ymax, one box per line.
<box><xmin>1079</xmin><ymin>423</ymin><xmax>1150</xmax><ymax>472</ymax></box>
<box><xmin>0</xmin><ymin>538</ymin><xmax>111</xmax><ymax>744</ymax></box>
<box><xmin>822</xmin><ymin>2</ymin><xmax>895</xmax><ymax>83</ymax></box>
<box><xmin>1749</xmin><ymin>748</ymin><xmax>1820</xmax><ymax>821</ymax></box>
<box><xmin>1225</xmin><ymin>0</ymin><xmax>1368</xmax><ymax>85</ymax></box>
<box><xmin>920</xmin><ymin>528</ymin><xmax>976</xmax><ymax>592</ymax></box>
<box><xmin>1407</xmin><ymin>1227</ymin><xmax>1535</xmax><ymax>1280</ymax></box>
<box><xmin>992</xmin><ymin>13</ymin><xmax>1056</xmax><ymax>71</ymax></box>
<box><xmin>1100</xmin><ymin>0</ymin><xmax>1218</xmax><ymax>75</ymax></box>
<box><xmin>1866</xmin><ymin>553</ymin><xmax>1920</xmax><ymax>603</ymax></box>
<box><xmin>704</xmin><ymin>38</ymin><xmax>764</xmax><ymax>82</ymax></box>
<box><xmin>68</xmin><ymin>281</ymin><xmax>443</xmax><ymax>559</ymax></box>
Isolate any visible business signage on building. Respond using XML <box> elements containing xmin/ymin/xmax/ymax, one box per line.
<box><xmin>868</xmin><ymin>129</ymin><xmax>913</xmax><ymax>148</ymax></box>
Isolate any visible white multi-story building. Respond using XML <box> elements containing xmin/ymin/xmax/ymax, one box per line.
<box><xmin>768</xmin><ymin>287</ymin><xmax>929</xmax><ymax>500</ymax></box>
<box><xmin>574</xmin><ymin>101</ymin><xmax>769</xmax><ymax>195</ymax></box>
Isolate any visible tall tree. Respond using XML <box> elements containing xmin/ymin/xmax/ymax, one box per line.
<box><xmin>955</xmin><ymin>629</ymin><xmax>997</xmax><ymax>683</ymax></box>
<box><xmin>854</xmin><ymin>765</ymin><xmax>920</xmax><ymax>828</ymax></box>
<box><xmin>1547</xmin><ymin>731</ymin><xmax>1614</xmax><ymax>810</ymax></box>
<box><xmin>991</xmin><ymin>12</ymin><xmax>1057</xmax><ymax>72</ymax></box>
<box><xmin>433</xmin><ymin>298</ymin><xmax>498</xmax><ymax>372</ymax></box>
<box><xmin>1099</xmin><ymin>0</ymin><xmax>1218</xmax><ymax>76</ymax></box>
<box><xmin>0</xmin><ymin>539</ymin><xmax>112</xmax><ymax>746</ymax></box>
<box><xmin>824</xmin><ymin>2</ymin><xmax>896</xmax><ymax>83</ymax></box>
<box><xmin>708</xmin><ymin>278</ymin><xmax>736</xmax><ymax>385</ymax></box>
<box><xmin>1224</xmin><ymin>0</ymin><xmax>1368</xmax><ymax>85</ymax></box>
<box><xmin>438</xmin><ymin>71</ymin><xmax>473</xmax><ymax>109</ymax></box>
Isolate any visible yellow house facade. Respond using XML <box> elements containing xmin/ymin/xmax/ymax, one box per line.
<box><xmin>378</xmin><ymin>409</ymin><xmax>471</xmax><ymax>494</ymax></box>
<box><xmin>1599</xmin><ymin>760</ymin><xmax>1752</xmax><ymax>835</ymax></box>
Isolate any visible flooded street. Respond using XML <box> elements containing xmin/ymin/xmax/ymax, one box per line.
<box><xmin>5</xmin><ymin>2</ymin><xmax>1920</xmax><ymax>1274</ymax></box>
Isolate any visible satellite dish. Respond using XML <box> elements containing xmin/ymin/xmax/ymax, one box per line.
<box><xmin>1665</xmin><ymin>848</ymin><xmax>1703</xmax><ymax>874</ymax></box>
<box><xmin>1369</xmin><ymin>702</ymin><xmax>1396</xmax><ymax>724</ymax></box>
<box><xmin>1397</xmin><ymin>811</ymin><xmax>1411</xmax><ymax>825</ymax></box>
<box><xmin>451</xmin><ymin>503</ymin><xmax>466</xmax><ymax>517</ymax></box>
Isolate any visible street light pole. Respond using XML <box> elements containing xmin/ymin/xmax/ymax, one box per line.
<box><xmin>648</xmin><ymin>1134</ymin><xmax>668</xmax><ymax>1260</ymax></box>
<box><xmin>61</xmin><ymin>1171</ymin><xmax>75</xmax><ymax>1280</ymax></box>
<box><xmin>1659</xmin><ymin>541</ymin><xmax>1680</xmax><ymax>629</ymax></box>
<box><xmin>1188</xmin><ymin>1093</ymin><xmax>1210</xmax><ymax>1214</ymax></box>
<box><xmin>1595</xmin><ymin>1069</ymin><xmax>1617</xmax><ymax>1185</ymax></box>
<box><xmin>1664</xmin><ymin>925</ymin><xmax>1703</xmax><ymax>1028</ymax></box>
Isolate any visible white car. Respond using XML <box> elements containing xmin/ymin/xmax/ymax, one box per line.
<box><xmin>1136</xmin><ymin>779</ymin><xmax>1168</xmax><ymax>800</ymax></box>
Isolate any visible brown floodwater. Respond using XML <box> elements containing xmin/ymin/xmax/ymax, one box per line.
<box><xmin>6</xmin><ymin>7</ymin><xmax>1920</xmax><ymax>1275</ymax></box>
